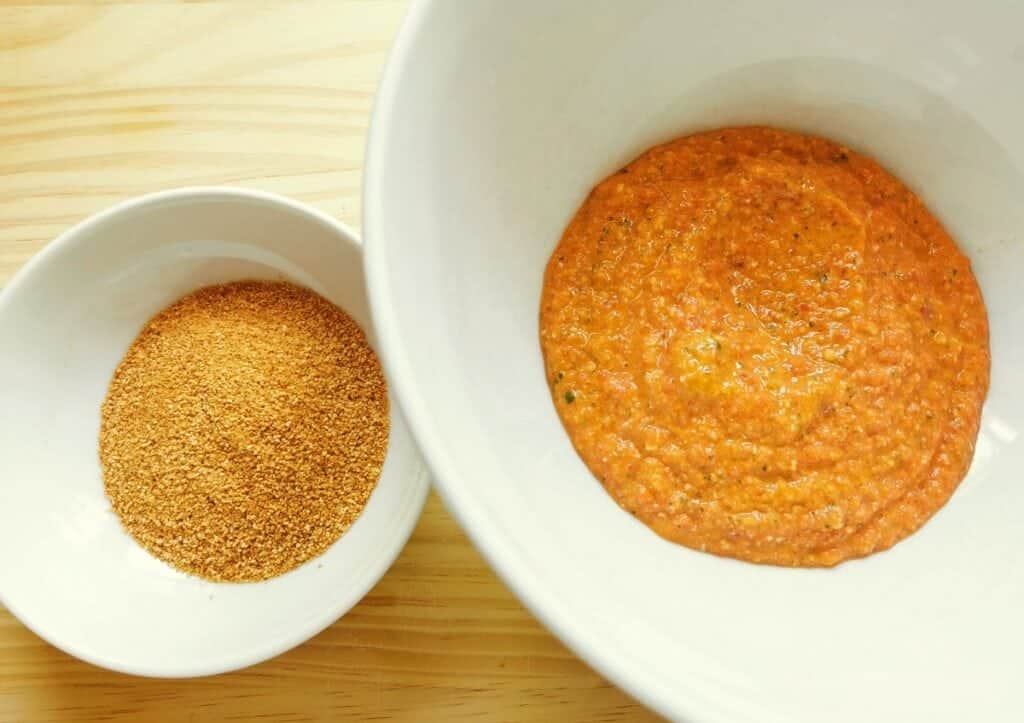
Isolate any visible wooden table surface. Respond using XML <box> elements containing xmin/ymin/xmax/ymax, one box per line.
<box><xmin>0</xmin><ymin>2</ymin><xmax>659</xmax><ymax>721</ymax></box>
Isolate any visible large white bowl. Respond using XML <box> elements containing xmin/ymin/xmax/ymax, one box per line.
<box><xmin>0</xmin><ymin>188</ymin><xmax>429</xmax><ymax>676</ymax></box>
<box><xmin>364</xmin><ymin>2</ymin><xmax>1024</xmax><ymax>721</ymax></box>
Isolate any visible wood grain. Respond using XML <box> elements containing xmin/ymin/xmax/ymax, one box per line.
<box><xmin>0</xmin><ymin>2</ymin><xmax>659</xmax><ymax>721</ymax></box>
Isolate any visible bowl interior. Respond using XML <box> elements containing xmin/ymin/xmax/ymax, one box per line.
<box><xmin>0</xmin><ymin>189</ymin><xmax>428</xmax><ymax>676</ymax></box>
<box><xmin>366</xmin><ymin>2</ymin><xmax>1024</xmax><ymax>721</ymax></box>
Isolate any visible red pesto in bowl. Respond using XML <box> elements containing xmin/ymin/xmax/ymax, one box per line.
<box><xmin>539</xmin><ymin>126</ymin><xmax>990</xmax><ymax>566</ymax></box>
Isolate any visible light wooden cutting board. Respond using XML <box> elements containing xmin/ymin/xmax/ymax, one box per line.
<box><xmin>0</xmin><ymin>2</ymin><xmax>659</xmax><ymax>720</ymax></box>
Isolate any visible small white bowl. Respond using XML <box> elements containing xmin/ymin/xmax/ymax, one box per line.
<box><xmin>0</xmin><ymin>187</ymin><xmax>429</xmax><ymax>676</ymax></box>
<box><xmin>365</xmin><ymin>2</ymin><xmax>1024</xmax><ymax>722</ymax></box>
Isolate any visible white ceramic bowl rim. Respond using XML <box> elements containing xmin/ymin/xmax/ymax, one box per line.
<box><xmin>364</xmin><ymin>6</ymin><xmax>685</xmax><ymax>718</ymax></box>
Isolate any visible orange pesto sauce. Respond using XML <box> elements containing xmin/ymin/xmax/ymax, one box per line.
<box><xmin>539</xmin><ymin>127</ymin><xmax>990</xmax><ymax>566</ymax></box>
